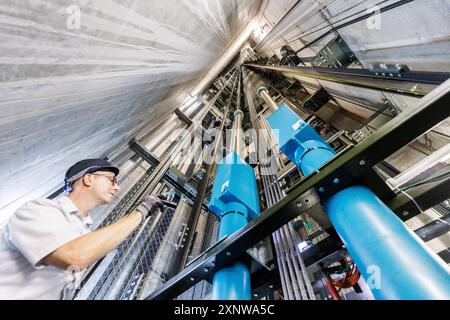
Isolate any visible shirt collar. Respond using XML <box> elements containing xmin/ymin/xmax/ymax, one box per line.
<box><xmin>58</xmin><ymin>196</ymin><xmax>94</xmax><ymax>225</ymax></box>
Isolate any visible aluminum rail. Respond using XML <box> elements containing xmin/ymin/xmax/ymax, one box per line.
<box><xmin>246</xmin><ymin>63</ymin><xmax>450</xmax><ymax>97</ymax></box>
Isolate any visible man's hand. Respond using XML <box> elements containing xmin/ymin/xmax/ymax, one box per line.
<box><xmin>135</xmin><ymin>195</ymin><xmax>164</xmax><ymax>220</ymax></box>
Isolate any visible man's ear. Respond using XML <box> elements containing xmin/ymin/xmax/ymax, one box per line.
<box><xmin>82</xmin><ymin>174</ymin><xmax>93</xmax><ymax>187</ymax></box>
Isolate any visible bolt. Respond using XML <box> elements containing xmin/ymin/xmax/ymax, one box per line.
<box><xmin>359</xmin><ymin>160</ymin><xmax>366</xmax><ymax>166</ymax></box>
<box><xmin>203</xmin><ymin>267</ymin><xmax>210</xmax><ymax>273</ymax></box>
<box><xmin>402</xmin><ymin>211</ymin><xmax>409</xmax><ymax>217</ymax></box>
<box><xmin>296</xmin><ymin>201</ymin><xmax>303</xmax><ymax>208</ymax></box>
<box><xmin>333</xmin><ymin>178</ymin><xmax>340</xmax><ymax>184</ymax></box>
<box><xmin>190</xmin><ymin>277</ymin><xmax>195</xmax><ymax>281</ymax></box>
<box><xmin>226</xmin><ymin>252</ymin><xmax>231</xmax><ymax>256</ymax></box>
<box><xmin>268</xmin><ymin>284</ymin><xmax>274</xmax><ymax>289</ymax></box>
<box><xmin>253</xmin><ymin>293</ymin><xmax>258</xmax><ymax>297</ymax></box>
<box><xmin>319</xmin><ymin>187</ymin><xmax>325</xmax><ymax>192</ymax></box>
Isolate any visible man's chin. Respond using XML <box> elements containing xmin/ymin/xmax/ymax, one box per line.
<box><xmin>103</xmin><ymin>195</ymin><xmax>114</xmax><ymax>204</ymax></box>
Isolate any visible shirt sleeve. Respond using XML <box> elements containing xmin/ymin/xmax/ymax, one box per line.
<box><xmin>8</xmin><ymin>199</ymin><xmax>81</xmax><ymax>268</ymax></box>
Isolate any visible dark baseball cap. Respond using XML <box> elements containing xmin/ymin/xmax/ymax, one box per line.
<box><xmin>65</xmin><ymin>159</ymin><xmax>120</xmax><ymax>185</ymax></box>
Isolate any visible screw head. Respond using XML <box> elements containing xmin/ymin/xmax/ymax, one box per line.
<box><xmin>319</xmin><ymin>187</ymin><xmax>325</xmax><ymax>192</ymax></box>
<box><xmin>296</xmin><ymin>201</ymin><xmax>303</xmax><ymax>208</ymax></box>
<box><xmin>226</xmin><ymin>252</ymin><xmax>231</xmax><ymax>256</ymax></box>
<box><xmin>333</xmin><ymin>178</ymin><xmax>340</xmax><ymax>184</ymax></box>
<box><xmin>402</xmin><ymin>211</ymin><xmax>409</xmax><ymax>217</ymax></box>
<box><xmin>190</xmin><ymin>277</ymin><xmax>195</xmax><ymax>281</ymax></box>
<box><xmin>359</xmin><ymin>160</ymin><xmax>366</xmax><ymax>166</ymax></box>
<box><xmin>203</xmin><ymin>267</ymin><xmax>210</xmax><ymax>273</ymax></box>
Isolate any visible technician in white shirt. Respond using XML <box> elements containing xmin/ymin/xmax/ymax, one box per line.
<box><xmin>0</xmin><ymin>158</ymin><xmax>162</xmax><ymax>299</ymax></box>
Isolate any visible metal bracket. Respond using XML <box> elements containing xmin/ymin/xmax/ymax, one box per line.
<box><xmin>175</xmin><ymin>108</ymin><xmax>193</xmax><ymax>126</ymax></box>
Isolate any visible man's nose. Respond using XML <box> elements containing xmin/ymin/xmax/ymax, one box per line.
<box><xmin>112</xmin><ymin>183</ymin><xmax>120</xmax><ymax>192</ymax></box>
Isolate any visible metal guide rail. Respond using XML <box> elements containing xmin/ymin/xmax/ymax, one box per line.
<box><xmin>246</xmin><ymin>63</ymin><xmax>450</xmax><ymax>97</ymax></box>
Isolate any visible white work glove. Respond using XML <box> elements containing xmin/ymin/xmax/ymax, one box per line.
<box><xmin>135</xmin><ymin>195</ymin><xmax>164</xmax><ymax>219</ymax></box>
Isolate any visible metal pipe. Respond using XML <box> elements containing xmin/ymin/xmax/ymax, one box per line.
<box><xmin>268</xmin><ymin>170</ymin><xmax>308</xmax><ymax>300</ymax></box>
<box><xmin>230</xmin><ymin>110</ymin><xmax>245</xmax><ymax>158</ymax></box>
<box><xmin>283</xmin><ymin>224</ymin><xmax>309</xmax><ymax>300</ymax></box>
<box><xmin>236</xmin><ymin>70</ymin><xmax>242</xmax><ymax>112</ymax></box>
<box><xmin>260</xmin><ymin>167</ymin><xmax>294</xmax><ymax>300</ymax></box>
<box><xmin>287</xmin><ymin>222</ymin><xmax>316</xmax><ymax>299</ymax></box>
<box><xmin>387</xmin><ymin>143</ymin><xmax>450</xmax><ymax>189</ymax></box>
<box><xmin>257</xmin><ymin>86</ymin><xmax>279</xmax><ymax>112</ymax></box>
<box><xmin>277</xmin><ymin>227</ymin><xmax>303</xmax><ymax>299</ymax></box>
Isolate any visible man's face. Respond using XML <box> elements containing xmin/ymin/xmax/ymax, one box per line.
<box><xmin>88</xmin><ymin>170</ymin><xmax>120</xmax><ymax>204</ymax></box>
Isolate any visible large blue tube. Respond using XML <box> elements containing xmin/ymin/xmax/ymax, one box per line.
<box><xmin>211</xmin><ymin>262</ymin><xmax>251</xmax><ymax>300</ymax></box>
<box><xmin>324</xmin><ymin>185</ymin><xmax>450</xmax><ymax>299</ymax></box>
<box><xmin>218</xmin><ymin>210</ymin><xmax>248</xmax><ymax>240</ymax></box>
<box><xmin>295</xmin><ymin>140</ymin><xmax>336</xmax><ymax>176</ymax></box>
<box><xmin>212</xmin><ymin>211</ymin><xmax>251</xmax><ymax>299</ymax></box>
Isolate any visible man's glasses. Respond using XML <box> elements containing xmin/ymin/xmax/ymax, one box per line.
<box><xmin>90</xmin><ymin>173</ymin><xmax>118</xmax><ymax>186</ymax></box>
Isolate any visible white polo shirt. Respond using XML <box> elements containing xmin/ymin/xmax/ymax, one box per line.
<box><xmin>0</xmin><ymin>196</ymin><xmax>93</xmax><ymax>300</ymax></box>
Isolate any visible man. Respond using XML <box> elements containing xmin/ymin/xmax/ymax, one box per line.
<box><xmin>0</xmin><ymin>159</ymin><xmax>162</xmax><ymax>299</ymax></box>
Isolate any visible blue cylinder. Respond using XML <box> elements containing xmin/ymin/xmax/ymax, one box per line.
<box><xmin>295</xmin><ymin>140</ymin><xmax>335</xmax><ymax>176</ymax></box>
<box><xmin>324</xmin><ymin>185</ymin><xmax>450</xmax><ymax>300</ymax></box>
<box><xmin>211</xmin><ymin>262</ymin><xmax>251</xmax><ymax>300</ymax></box>
<box><xmin>212</xmin><ymin>206</ymin><xmax>251</xmax><ymax>300</ymax></box>
<box><xmin>218</xmin><ymin>210</ymin><xmax>248</xmax><ymax>239</ymax></box>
